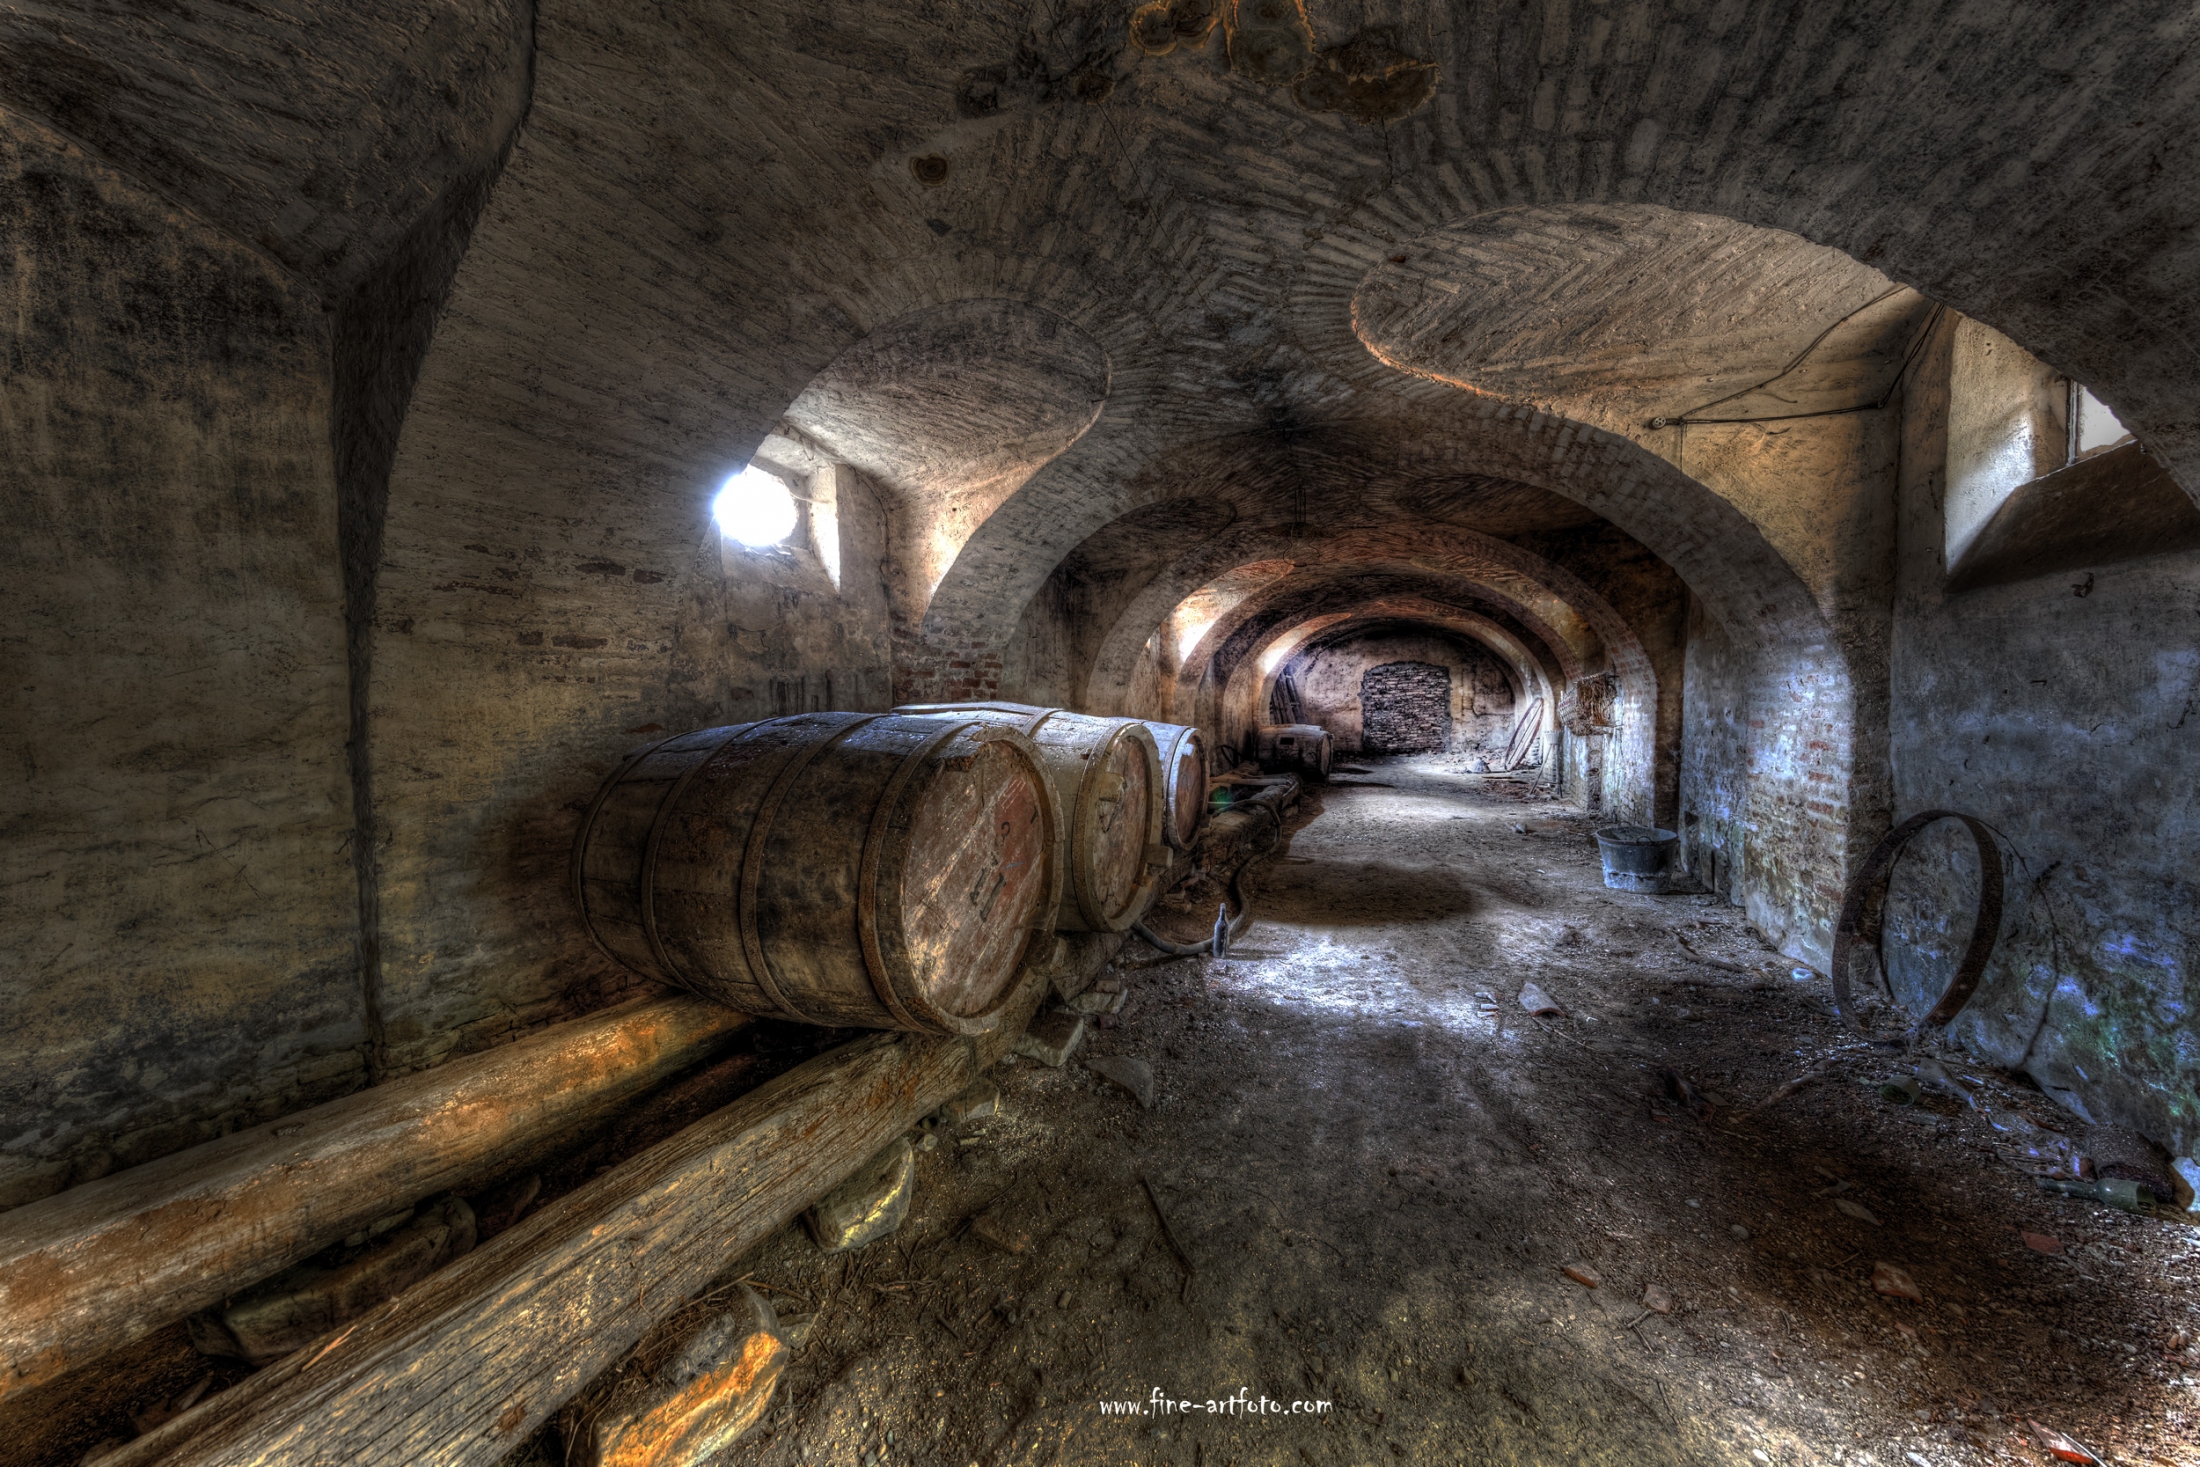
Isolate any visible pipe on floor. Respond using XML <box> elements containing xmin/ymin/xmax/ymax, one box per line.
<box><xmin>1132</xmin><ymin>775</ymin><xmax>1298</xmax><ymax>957</ymax></box>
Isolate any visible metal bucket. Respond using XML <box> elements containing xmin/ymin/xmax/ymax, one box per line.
<box><xmin>1595</xmin><ymin>824</ymin><xmax>1679</xmax><ymax>894</ymax></box>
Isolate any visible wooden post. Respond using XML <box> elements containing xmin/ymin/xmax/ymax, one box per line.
<box><xmin>104</xmin><ymin>1031</ymin><xmax>980</xmax><ymax>1467</ymax></box>
<box><xmin>0</xmin><ymin>995</ymin><xmax>749</xmax><ymax>1401</ymax></box>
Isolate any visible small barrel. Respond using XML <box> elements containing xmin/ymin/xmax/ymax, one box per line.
<box><xmin>1254</xmin><ymin>723</ymin><xmax>1332</xmax><ymax>781</ymax></box>
<box><xmin>1595</xmin><ymin>824</ymin><xmax>1679</xmax><ymax>894</ymax></box>
<box><xmin>895</xmin><ymin>702</ymin><xmax>1165</xmax><ymax>932</ymax></box>
<box><xmin>1136</xmin><ymin>719</ymin><xmax>1209</xmax><ymax>851</ymax></box>
<box><xmin>573</xmin><ymin>712</ymin><xmax>1061</xmax><ymax>1035</ymax></box>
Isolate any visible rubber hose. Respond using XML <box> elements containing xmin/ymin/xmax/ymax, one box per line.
<box><xmin>1131</xmin><ymin>777</ymin><xmax>1296</xmax><ymax>956</ymax></box>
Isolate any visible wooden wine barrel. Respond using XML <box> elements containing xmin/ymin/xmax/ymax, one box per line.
<box><xmin>894</xmin><ymin>703</ymin><xmax>1165</xmax><ymax>932</ymax></box>
<box><xmin>1254</xmin><ymin>723</ymin><xmax>1332</xmax><ymax>780</ymax></box>
<box><xmin>1136</xmin><ymin>719</ymin><xmax>1209</xmax><ymax>851</ymax></box>
<box><xmin>572</xmin><ymin>712</ymin><xmax>1060</xmax><ymax>1036</ymax></box>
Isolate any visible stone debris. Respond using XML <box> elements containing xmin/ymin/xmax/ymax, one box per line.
<box><xmin>190</xmin><ymin>1194</ymin><xmax>477</xmax><ymax>1365</ymax></box>
<box><xmin>1912</xmin><ymin>1057</ymin><xmax>1978</xmax><ymax>1108</ymax></box>
<box><xmin>2021</xmin><ymin>1230</ymin><xmax>2063</xmax><ymax>1255</ymax></box>
<box><xmin>1085</xmin><ymin>1055</ymin><xmax>1156</xmax><ymax>1109</ymax></box>
<box><xmin>582</xmin><ymin>1285</ymin><xmax>787</xmax><ymax>1467</ymax></box>
<box><xmin>805</xmin><ymin>1137</ymin><xmax>915</xmax><ymax>1254</ymax></box>
<box><xmin>775</xmin><ymin>1312</ymin><xmax>817</xmax><ymax>1351</ymax></box>
<box><xmin>1871</xmin><ymin>1262</ymin><xmax>1924</xmax><ymax>1302</ymax></box>
<box><xmin>1013</xmin><ymin>1011</ymin><xmax>1086</xmax><ymax>1068</ymax></box>
<box><xmin>1640</xmin><ymin>1283</ymin><xmax>1672</xmax><ymax>1314</ymax></box>
<box><xmin>1518</xmin><ymin>983</ymin><xmax>1565</xmax><ymax>1016</ymax></box>
<box><xmin>1560</xmin><ymin>1263</ymin><xmax>1599</xmax><ymax>1287</ymax></box>
<box><xmin>1061</xmin><ymin>986</ymin><xmax>1129</xmax><ymax>1017</ymax></box>
<box><xmin>969</xmin><ymin>1213</ymin><xmax>1029</xmax><ymax>1255</ymax></box>
<box><xmin>1833</xmin><ymin>1197</ymin><xmax>1881</xmax><ymax>1226</ymax></box>
<box><xmin>936</xmin><ymin>1078</ymin><xmax>1000</xmax><ymax>1126</ymax></box>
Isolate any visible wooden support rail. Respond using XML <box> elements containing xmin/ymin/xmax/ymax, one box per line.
<box><xmin>0</xmin><ymin>995</ymin><xmax>749</xmax><ymax>1401</ymax></box>
<box><xmin>107</xmin><ymin>1030</ymin><xmax>981</xmax><ymax>1467</ymax></box>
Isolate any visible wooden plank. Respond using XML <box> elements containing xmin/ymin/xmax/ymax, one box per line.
<box><xmin>105</xmin><ymin>1030</ymin><xmax>978</xmax><ymax>1467</ymax></box>
<box><xmin>0</xmin><ymin>995</ymin><xmax>749</xmax><ymax>1402</ymax></box>
<box><xmin>1500</xmin><ymin>697</ymin><xmax>1545</xmax><ymax>770</ymax></box>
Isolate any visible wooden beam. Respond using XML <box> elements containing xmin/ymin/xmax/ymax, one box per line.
<box><xmin>106</xmin><ymin>1030</ymin><xmax>979</xmax><ymax>1467</ymax></box>
<box><xmin>0</xmin><ymin>995</ymin><xmax>749</xmax><ymax>1402</ymax></box>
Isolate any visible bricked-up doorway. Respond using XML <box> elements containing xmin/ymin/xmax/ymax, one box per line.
<box><xmin>1360</xmin><ymin>662</ymin><xmax>1452</xmax><ymax>753</ymax></box>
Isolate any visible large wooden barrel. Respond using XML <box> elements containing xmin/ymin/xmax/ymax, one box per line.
<box><xmin>894</xmin><ymin>703</ymin><xmax>1165</xmax><ymax>932</ymax></box>
<box><xmin>1136</xmin><ymin>719</ymin><xmax>1208</xmax><ymax>851</ymax></box>
<box><xmin>572</xmin><ymin>712</ymin><xmax>1060</xmax><ymax>1036</ymax></box>
<box><xmin>1254</xmin><ymin>723</ymin><xmax>1332</xmax><ymax>780</ymax></box>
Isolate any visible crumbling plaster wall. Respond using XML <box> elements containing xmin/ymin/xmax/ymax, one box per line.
<box><xmin>1943</xmin><ymin>318</ymin><xmax>2069</xmax><ymax>564</ymax></box>
<box><xmin>1677</xmin><ymin>594</ymin><xmax>1755</xmax><ymax>907</ymax></box>
<box><xmin>1287</xmin><ymin>629</ymin><xmax>1516</xmax><ymax>755</ymax></box>
<box><xmin>0</xmin><ymin>114</ymin><xmax>363</xmax><ymax>1206</ymax></box>
<box><xmin>1659</xmin><ymin>412</ymin><xmax>1899</xmax><ymax>965</ymax></box>
<box><xmin>1507</xmin><ymin>521</ymin><xmax>1689</xmax><ymax>831</ymax></box>
<box><xmin>1887</xmin><ymin>315</ymin><xmax>2200</xmax><ymax>1156</ymax></box>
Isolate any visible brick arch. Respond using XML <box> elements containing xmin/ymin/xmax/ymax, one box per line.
<box><xmin>1190</xmin><ymin>579</ymin><xmax>1579</xmax><ymax>741</ymax></box>
<box><xmin>360</xmin><ymin>0</ymin><xmax>2200</xmax><ymax>991</ymax></box>
<box><xmin>1159</xmin><ymin>542</ymin><xmax>1661</xmax><ymax>823</ymax></box>
<box><xmin>1079</xmin><ymin>516</ymin><xmax>1600</xmax><ymax>716</ymax></box>
<box><xmin>1232</xmin><ymin>600</ymin><xmax>1562</xmax><ymax>759</ymax></box>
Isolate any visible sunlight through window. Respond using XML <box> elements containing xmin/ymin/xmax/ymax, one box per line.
<box><xmin>712</xmin><ymin>465</ymin><xmax>798</xmax><ymax>547</ymax></box>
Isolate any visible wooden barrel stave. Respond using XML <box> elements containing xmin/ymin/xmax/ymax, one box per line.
<box><xmin>574</xmin><ymin>713</ymin><xmax>1059</xmax><ymax>1035</ymax></box>
<box><xmin>893</xmin><ymin>702</ymin><xmax>1165</xmax><ymax>932</ymax></box>
<box><xmin>1136</xmin><ymin>719</ymin><xmax>1209</xmax><ymax>850</ymax></box>
<box><xmin>878</xmin><ymin>731</ymin><xmax>1054</xmax><ymax>1016</ymax></box>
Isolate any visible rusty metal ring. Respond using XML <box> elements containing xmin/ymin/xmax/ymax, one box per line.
<box><xmin>1830</xmin><ymin>810</ymin><xmax>2004</xmax><ymax>1035</ymax></box>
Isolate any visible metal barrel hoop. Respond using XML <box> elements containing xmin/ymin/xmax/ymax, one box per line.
<box><xmin>855</xmin><ymin>717</ymin><xmax>990</xmax><ymax>1034</ymax></box>
<box><xmin>1829</xmin><ymin>809</ymin><xmax>2005</xmax><ymax>1034</ymax></box>
<box><xmin>639</xmin><ymin>720</ymin><xmax>796</xmax><ymax>988</ymax></box>
<box><xmin>570</xmin><ymin>730</ymin><xmax>683</xmax><ymax>968</ymax></box>
<box><xmin>737</xmin><ymin>712</ymin><xmax>886</xmax><ymax>1025</ymax></box>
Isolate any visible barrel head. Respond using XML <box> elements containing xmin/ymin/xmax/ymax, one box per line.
<box><xmin>899</xmin><ymin>738</ymin><xmax>1052</xmax><ymax>1018</ymax></box>
<box><xmin>1167</xmin><ymin>736</ymin><xmax>1206</xmax><ymax>848</ymax></box>
<box><xmin>1084</xmin><ymin>733</ymin><xmax>1154</xmax><ymax>925</ymax></box>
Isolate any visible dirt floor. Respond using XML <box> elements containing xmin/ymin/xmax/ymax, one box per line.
<box><xmin>656</xmin><ymin>758</ymin><xmax>2200</xmax><ymax>1467</ymax></box>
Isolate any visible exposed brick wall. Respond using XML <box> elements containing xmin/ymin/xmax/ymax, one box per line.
<box><xmin>1360</xmin><ymin>662</ymin><xmax>1453</xmax><ymax>752</ymax></box>
<box><xmin>892</xmin><ymin>628</ymin><xmax>1005</xmax><ymax>706</ymax></box>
